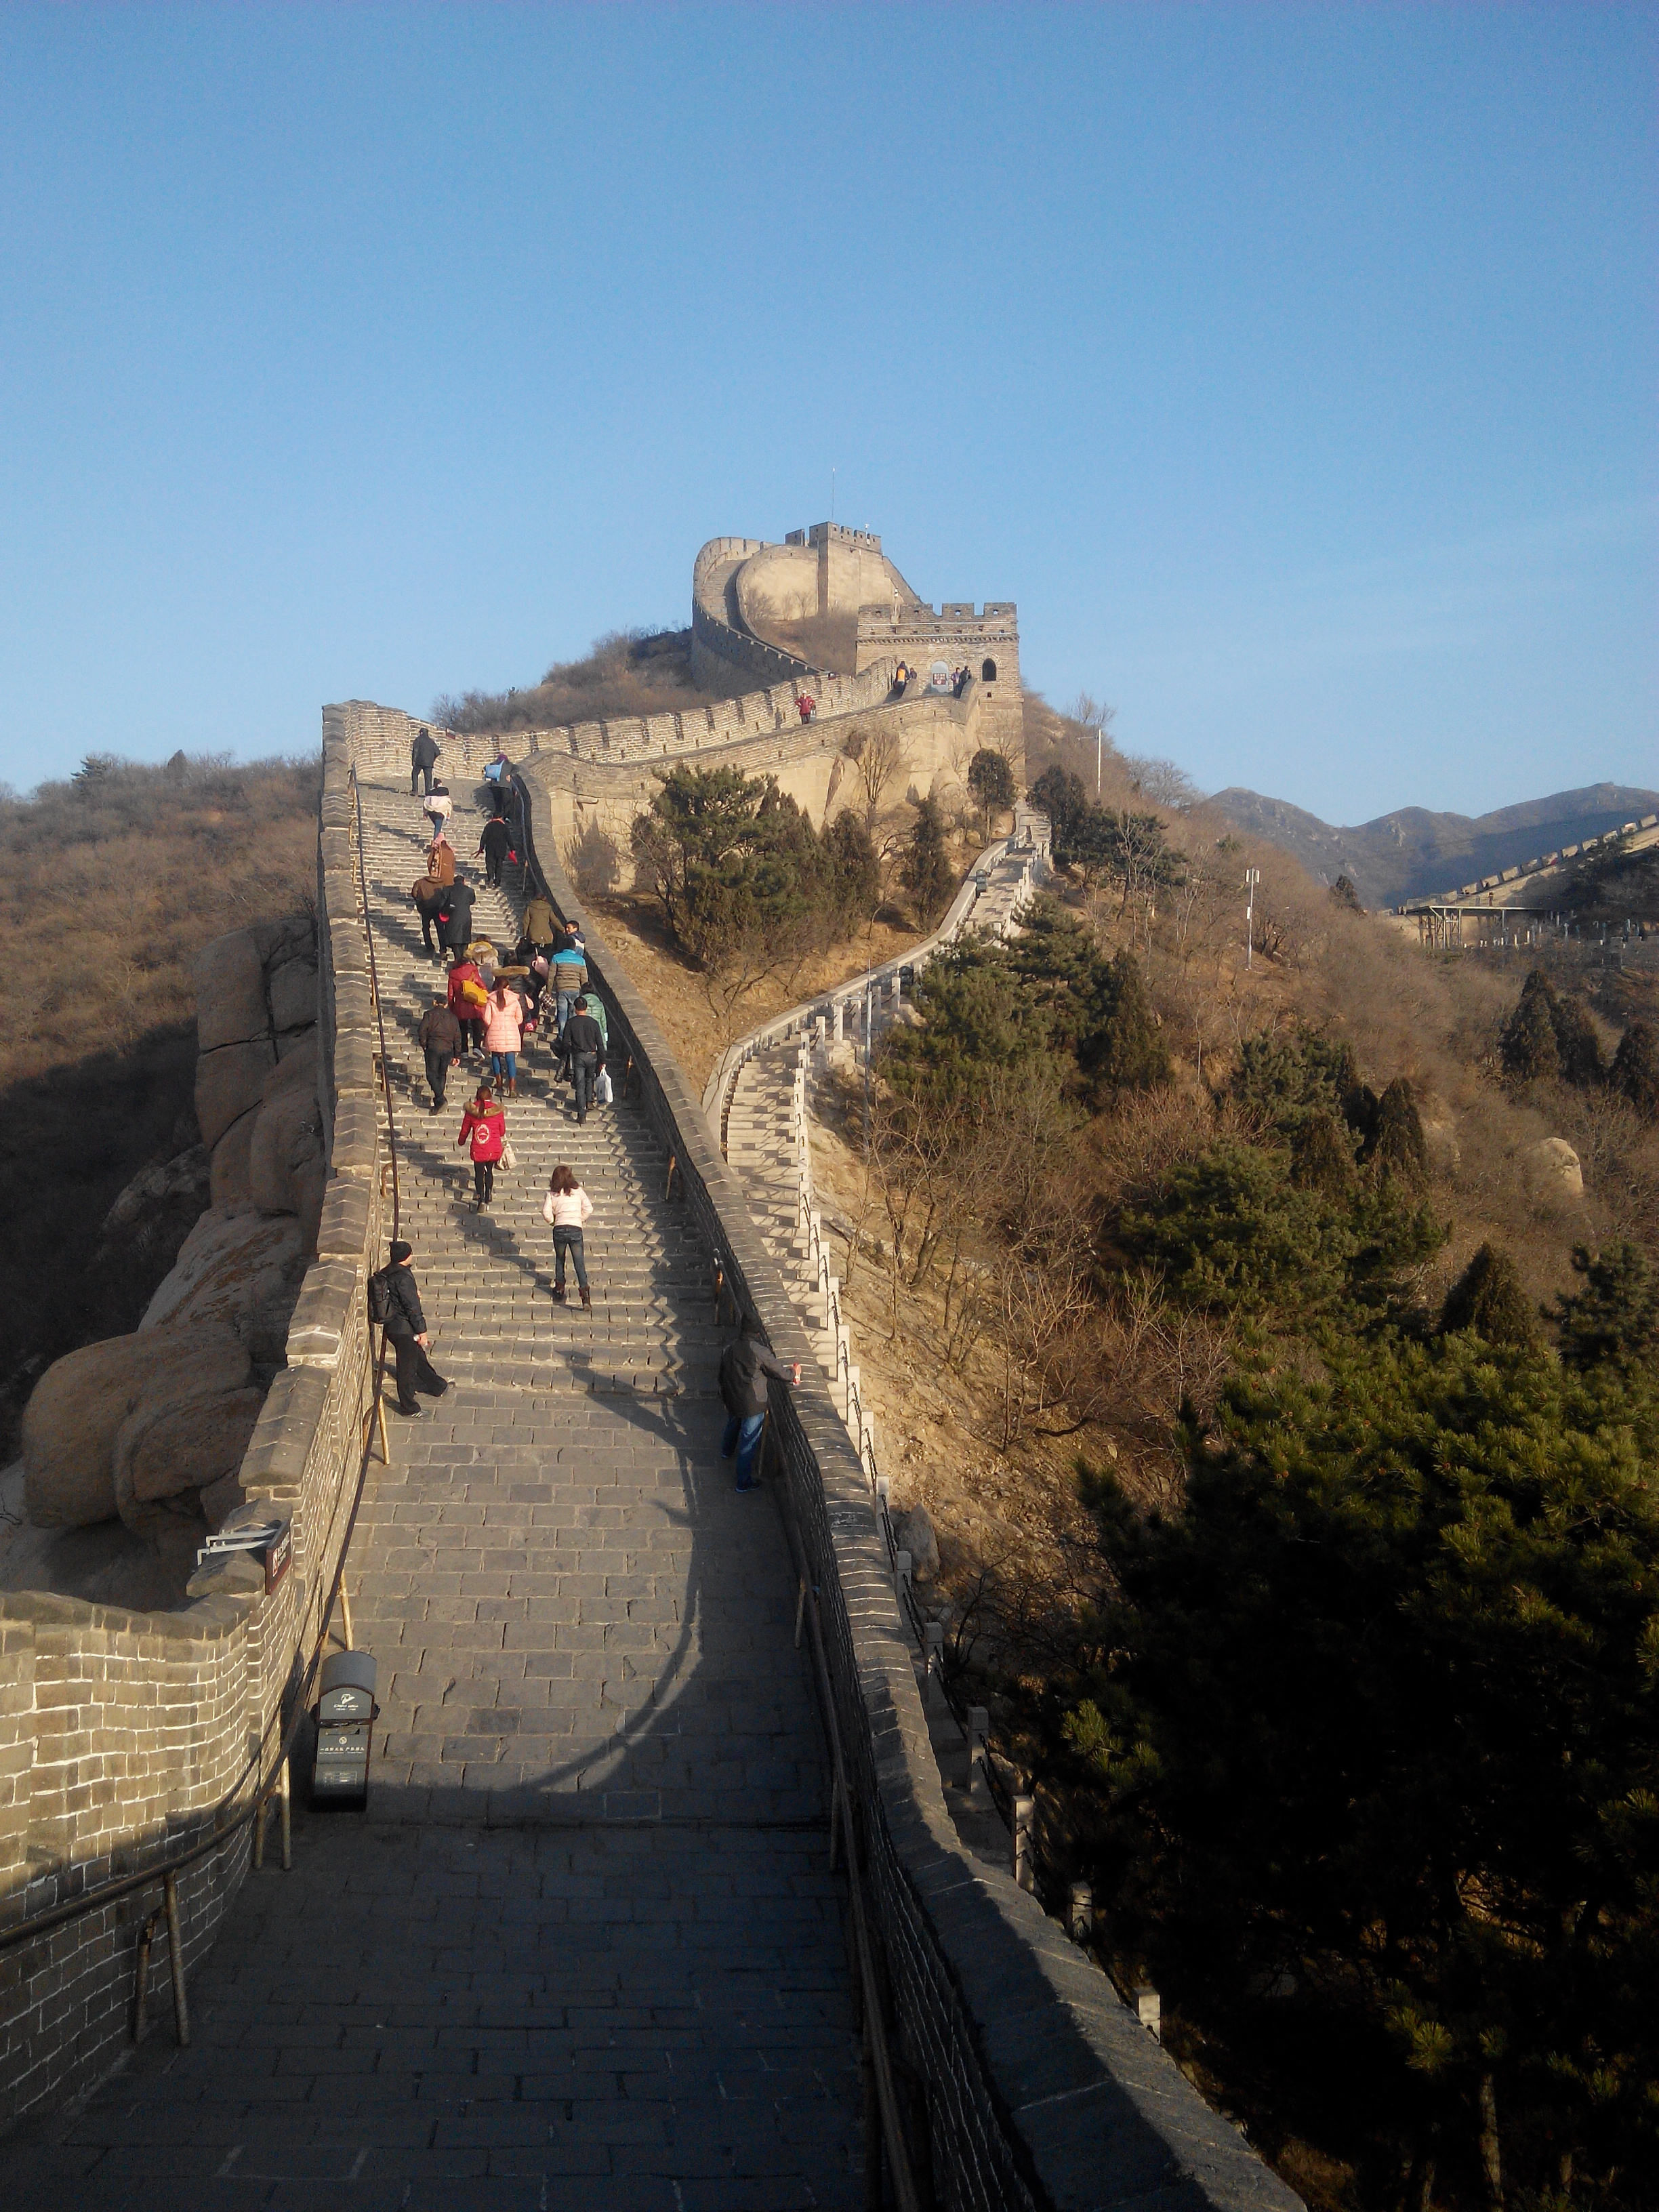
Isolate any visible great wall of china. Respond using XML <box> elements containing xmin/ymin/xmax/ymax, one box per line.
<box><xmin>0</xmin><ymin>530</ymin><xmax>1298</xmax><ymax>2210</ymax></box>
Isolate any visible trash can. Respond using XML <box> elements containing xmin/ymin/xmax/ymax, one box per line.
<box><xmin>312</xmin><ymin>1650</ymin><xmax>377</xmax><ymax>1807</ymax></box>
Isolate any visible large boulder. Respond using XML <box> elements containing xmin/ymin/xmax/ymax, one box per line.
<box><xmin>140</xmin><ymin>1208</ymin><xmax>308</xmax><ymax>1367</ymax></box>
<box><xmin>268</xmin><ymin>951</ymin><xmax>318</xmax><ymax>1038</ymax></box>
<box><xmin>193</xmin><ymin>929</ymin><xmax>269</xmax><ymax>1052</ymax></box>
<box><xmin>22</xmin><ymin>1324</ymin><xmax>250</xmax><ymax>1528</ymax></box>
<box><xmin>209</xmin><ymin>1105</ymin><xmax>260</xmax><ymax>1210</ymax></box>
<box><xmin>197</xmin><ymin>1037</ymin><xmax>277</xmax><ymax>1149</ymax></box>
<box><xmin>96</xmin><ymin>1144</ymin><xmax>211</xmax><ymax>1271</ymax></box>
<box><xmin>1523</xmin><ymin>1136</ymin><xmax>1584</xmax><ymax>1206</ymax></box>
<box><xmin>115</xmin><ymin>1384</ymin><xmax>266</xmax><ymax>1537</ymax></box>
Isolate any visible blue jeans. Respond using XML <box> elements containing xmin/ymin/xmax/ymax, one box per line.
<box><xmin>555</xmin><ymin>991</ymin><xmax>578</xmax><ymax>1036</ymax></box>
<box><xmin>491</xmin><ymin>1050</ymin><xmax>516</xmax><ymax>1084</ymax></box>
<box><xmin>721</xmin><ymin>1412</ymin><xmax>766</xmax><ymax>1488</ymax></box>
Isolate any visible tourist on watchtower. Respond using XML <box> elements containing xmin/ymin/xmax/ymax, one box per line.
<box><xmin>717</xmin><ymin>1315</ymin><xmax>799</xmax><ymax>1494</ymax></box>
<box><xmin>411</xmin><ymin>727</ymin><xmax>440</xmax><ymax>797</ymax></box>
<box><xmin>541</xmin><ymin>1164</ymin><xmax>593</xmax><ymax>1309</ymax></box>
<box><xmin>373</xmin><ymin>1240</ymin><xmax>451</xmax><ymax>1417</ymax></box>
<box><xmin>483</xmin><ymin>981</ymin><xmax>526</xmax><ymax>1097</ymax></box>
<box><xmin>457</xmin><ymin>1082</ymin><xmax>507</xmax><ymax>1212</ymax></box>
<box><xmin>425</xmin><ymin>829</ymin><xmax>456</xmax><ymax>887</ymax></box>
<box><xmin>477</xmin><ymin>813</ymin><xmax>512</xmax><ymax>888</ymax></box>
<box><xmin>559</xmin><ymin>999</ymin><xmax>606</xmax><ymax>1124</ymax></box>
<box><xmin>417</xmin><ymin>992</ymin><xmax>462</xmax><ymax>1111</ymax></box>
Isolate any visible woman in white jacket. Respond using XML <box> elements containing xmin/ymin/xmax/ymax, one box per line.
<box><xmin>541</xmin><ymin>1163</ymin><xmax>593</xmax><ymax>1308</ymax></box>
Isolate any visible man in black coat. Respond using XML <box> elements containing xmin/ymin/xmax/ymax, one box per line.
<box><xmin>558</xmin><ymin>1002</ymin><xmax>606</xmax><ymax>1123</ymax></box>
<box><xmin>477</xmin><ymin>815</ymin><xmax>512</xmax><ymax>888</ymax></box>
<box><xmin>411</xmin><ymin>727</ymin><xmax>440</xmax><ymax>796</ymax></box>
<box><xmin>717</xmin><ymin>1317</ymin><xmax>798</xmax><ymax>1492</ymax></box>
<box><xmin>438</xmin><ymin>873</ymin><xmax>476</xmax><ymax>956</ymax></box>
<box><xmin>375</xmin><ymin>1239</ymin><xmax>451</xmax><ymax>1415</ymax></box>
<box><xmin>417</xmin><ymin>994</ymin><xmax>463</xmax><ymax>1111</ymax></box>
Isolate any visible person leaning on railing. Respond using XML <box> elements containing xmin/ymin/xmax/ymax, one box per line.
<box><xmin>718</xmin><ymin>1315</ymin><xmax>799</xmax><ymax>1494</ymax></box>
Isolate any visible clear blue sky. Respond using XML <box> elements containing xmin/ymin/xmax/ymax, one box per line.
<box><xmin>2</xmin><ymin>3</ymin><xmax>1652</xmax><ymax>823</ymax></box>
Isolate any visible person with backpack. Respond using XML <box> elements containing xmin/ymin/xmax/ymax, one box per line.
<box><xmin>370</xmin><ymin>1238</ymin><xmax>450</xmax><ymax>1416</ymax></box>
<box><xmin>477</xmin><ymin>814</ymin><xmax>512</xmax><ymax>888</ymax></box>
<box><xmin>447</xmin><ymin>953</ymin><xmax>489</xmax><ymax>1057</ymax></box>
<box><xmin>558</xmin><ymin>999</ymin><xmax>606</xmax><ymax>1124</ymax></box>
<box><xmin>483</xmin><ymin>981</ymin><xmax>526</xmax><ymax>1097</ymax></box>
<box><xmin>425</xmin><ymin>830</ymin><xmax>456</xmax><ymax>887</ymax></box>
<box><xmin>411</xmin><ymin>872</ymin><xmax>446</xmax><ymax>959</ymax></box>
<box><xmin>541</xmin><ymin>1163</ymin><xmax>593</xmax><ymax>1309</ymax></box>
<box><xmin>717</xmin><ymin>1315</ymin><xmax>798</xmax><ymax>1492</ymax></box>
<box><xmin>422</xmin><ymin>784</ymin><xmax>452</xmax><ymax>838</ymax></box>
<box><xmin>417</xmin><ymin>991</ymin><xmax>462</xmax><ymax>1111</ymax></box>
<box><xmin>457</xmin><ymin>1083</ymin><xmax>507</xmax><ymax>1211</ymax></box>
<box><xmin>410</xmin><ymin>728</ymin><xmax>441</xmax><ymax>797</ymax></box>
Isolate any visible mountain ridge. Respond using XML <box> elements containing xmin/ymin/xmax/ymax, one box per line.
<box><xmin>1209</xmin><ymin>780</ymin><xmax>1659</xmax><ymax>907</ymax></box>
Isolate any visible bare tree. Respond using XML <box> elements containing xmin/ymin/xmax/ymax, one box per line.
<box><xmin>846</xmin><ymin>723</ymin><xmax>907</xmax><ymax>827</ymax></box>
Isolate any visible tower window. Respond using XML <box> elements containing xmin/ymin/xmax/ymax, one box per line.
<box><xmin>981</xmin><ymin>657</ymin><xmax>997</xmax><ymax>682</ymax></box>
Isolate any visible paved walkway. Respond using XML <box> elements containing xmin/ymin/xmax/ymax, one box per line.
<box><xmin>6</xmin><ymin>778</ymin><xmax>861</xmax><ymax>2210</ymax></box>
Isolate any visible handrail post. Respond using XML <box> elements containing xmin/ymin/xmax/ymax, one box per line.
<box><xmin>163</xmin><ymin>1870</ymin><xmax>190</xmax><ymax>2047</ymax></box>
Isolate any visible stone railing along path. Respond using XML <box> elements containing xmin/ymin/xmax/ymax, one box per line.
<box><xmin>2</xmin><ymin>775</ymin><xmax>867</xmax><ymax>2208</ymax></box>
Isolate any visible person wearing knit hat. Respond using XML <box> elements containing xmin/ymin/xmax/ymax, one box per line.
<box><xmin>371</xmin><ymin>1239</ymin><xmax>450</xmax><ymax>1415</ymax></box>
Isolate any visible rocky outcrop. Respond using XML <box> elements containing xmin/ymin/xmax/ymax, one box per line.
<box><xmin>14</xmin><ymin>910</ymin><xmax>323</xmax><ymax>1599</ymax></box>
<box><xmin>1523</xmin><ymin>1136</ymin><xmax>1585</xmax><ymax>1205</ymax></box>
<box><xmin>22</xmin><ymin>1324</ymin><xmax>250</xmax><ymax>1529</ymax></box>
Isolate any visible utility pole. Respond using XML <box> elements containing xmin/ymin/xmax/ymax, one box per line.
<box><xmin>1244</xmin><ymin>868</ymin><xmax>1260</xmax><ymax>970</ymax></box>
<box><xmin>1096</xmin><ymin>720</ymin><xmax>1103</xmax><ymax>798</ymax></box>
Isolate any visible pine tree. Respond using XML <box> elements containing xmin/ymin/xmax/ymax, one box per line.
<box><xmin>900</xmin><ymin>796</ymin><xmax>955</xmax><ymax>926</ymax></box>
<box><xmin>1441</xmin><ymin>1241</ymin><xmax>1539</xmax><ymax>1349</ymax></box>
<box><xmin>1551</xmin><ymin>1242</ymin><xmax>1659</xmax><ymax>1377</ymax></box>
<box><xmin>966</xmin><ymin>748</ymin><xmax>1016</xmax><ymax>838</ymax></box>
<box><xmin>1290</xmin><ymin>1109</ymin><xmax>1358</xmax><ymax>1197</ymax></box>
<box><xmin>1084</xmin><ymin>949</ymin><xmax>1170</xmax><ymax>1095</ymax></box>
<box><xmin>1551</xmin><ymin>994</ymin><xmax>1606</xmax><ymax>1086</ymax></box>
<box><xmin>1498</xmin><ymin>970</ymin><xmax>1560</xmax><ymax>1082</ymax></box>
<box><xmin>1611</xmin><ymin>1020</ymin><xmax>1659</xmax><ymax>1120</ymax></box>
<box><xmin>1031</xmin><ymin>765</ymin><xmax>1086</xmax><ymax>850</ymax></box>
<box><xmin>1374</xmin><ymin>1077</ymin><xmax>1429</xmax><ymax>1184</ymax></box>
<box><xmin>1328</xmin><ymin>874</ymin><xmax>1364</xmax><ymax>912</ymax></box>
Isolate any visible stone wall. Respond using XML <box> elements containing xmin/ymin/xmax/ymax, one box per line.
<box><xmin>507</xmin><ymin>769</ymin><xmax>1300</xmax><ymax>2212</ymax></box>
<box><xmin>0</xmin><ymin>706</ymin><xmax>387</xmax><ymax>2129</ymax></box>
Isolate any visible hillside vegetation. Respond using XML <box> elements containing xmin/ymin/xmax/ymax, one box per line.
<box><xmin>795</xmin><ymin>697</ymin><xmax>1657</xmax><ymax>2212</ymax></box>
<box><xmin>432</xmin><ymin>626</ymin><xmax>752</xmax><ymax>735</ymax></box>
<box><xmin>0</xmin><ymin>752</ymin><xmax>319</xmax><ymax>1456</ymax></box>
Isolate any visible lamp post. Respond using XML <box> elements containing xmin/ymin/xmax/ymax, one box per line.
<box><xmin>1244</xmin><ymin>868</ymin><xmax>1261</xmax><ymax>970</ymax></box>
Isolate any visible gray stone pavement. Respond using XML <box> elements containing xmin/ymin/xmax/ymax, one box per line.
<box><xmin>3</xmin><ymin>779</ymin><xmax>863</xmax><ymax>2208</ymax></box>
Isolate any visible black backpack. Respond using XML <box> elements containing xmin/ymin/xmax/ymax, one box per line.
<box><xmin>367</xmin><ymin>1267</ymin><xmax>392</xmax><ymax>1327</ymax></box>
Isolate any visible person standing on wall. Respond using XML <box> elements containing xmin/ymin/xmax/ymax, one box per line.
<box><xmin>522</xmin><ymin>888</ymin><xmax>558</xmax><ymax>951</ymax></box>
<box><xmin>717</xmin><ymin>1315</ymin><xmax>798</xmax><ymax>1493</ymax></box>
<box><xmin>477</xmin><ymin>813</ymin><xmax>512</xmax><ymax>889</ymax></box>
<box><xmin>411</xmin><ymin>727</ymin><xmax>440</xmax><ymax>797</ymax></box>
<box><xmin>551</xmin><ymin>934</ymin><xmax>588</xmax><ymax>1038</ymax></box>
<box><xmin>457</xmin><ymin>1082</ymin><xmax>507</xmax><ymax>1212</ymax></box>
<box><xmin>372</xmin><ymin>1239</ymin><xmax>451</xmax><ymax>1417</ymax></box>
<box><xmin>559</xmin><ymin>998</ymin><xmax>606</xmax><ymax>1124</ymax></box>
<box><xmin>541</xmin><ymin>1164</ymin><xmax>593</xmax><ymax>1310</ymax></box>
<box><xmin>447</xmin><ymin>950</ymin><xmax>489</xmax><ymax>1058</ymax></box>
<box><xmin>426</xmin><ymin>829</ymin><xmax>456</xmax><ymax>887</ymax></box>
<box><xmin>439</xmin><ymin>871</ymin><xmax>476</xmax><ymax>963</ymax></box>
<box><xmin>417</xmin><ymin>991</ymin><xmax>462</xmax><ymax>1112</ymax></box>
<box><xmin>411</xmin><ymin>872</ymin><xmax>446</xmax><ymax>959</ymax></box>
<box><xmin>483</xmin><ymin>981</ymin><xmax>526</xmax><ymax>1097</ymax></box>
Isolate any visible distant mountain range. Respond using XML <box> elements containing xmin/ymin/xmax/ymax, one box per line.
<box><xmin>1208</xmin><ymin>782</ymin><xmax>1659</xmax><ymax>909</ymax></box>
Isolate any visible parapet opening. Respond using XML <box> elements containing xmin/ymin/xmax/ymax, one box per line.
<box><xmin>981</xmin><ymin>658</ymin><xmax>997</xmax><ymax>682</ymax></box>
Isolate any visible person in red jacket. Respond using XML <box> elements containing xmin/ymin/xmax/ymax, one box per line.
<box><xmin>457</xmin><ymin>1084</ymin><xmax>507</xmax><ymax>1212</ymax></box>
<box><xmin>447</xmin><ymin>956</ymin><xmax>487</xmax><ymax>1058</ymax></box>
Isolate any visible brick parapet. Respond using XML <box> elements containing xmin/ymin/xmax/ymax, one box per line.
<box><xmin>504</xmin><ymin>760</ymin><xmax>1301</xmax><ymax>2212</ymax></box>
<box><xmin>0</xmin><ymin>705</ymin><xmax>386</xmax><ymax>2131</ymax></box>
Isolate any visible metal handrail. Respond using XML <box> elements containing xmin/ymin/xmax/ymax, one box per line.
<box><xmin>0</xmin><ymin>769</ymin><xmax>400</xmax><ymax>2013</ymax></box>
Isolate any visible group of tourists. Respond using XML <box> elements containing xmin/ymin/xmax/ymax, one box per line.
<box><xmin>382</xmin><ymin>730</ymin><xmax>802</xmax><ymax>1486</ymax></box>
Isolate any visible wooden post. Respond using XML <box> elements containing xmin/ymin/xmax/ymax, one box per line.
<box><xmin>163</xmin><ymin>1870</ymin><xmax>190</xmax><ymax>2047</ymax></box>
